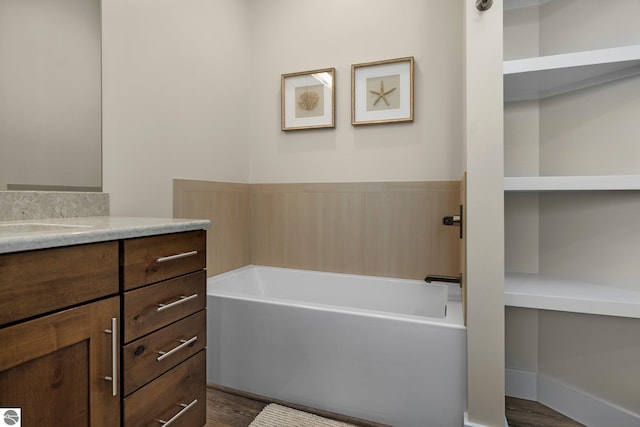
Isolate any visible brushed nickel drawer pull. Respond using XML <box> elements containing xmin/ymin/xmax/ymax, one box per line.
<box><xmin>157</xmin><ymin>293</ymin><xmax>199</xmax><ymax>312</ymax></box>
<box><xmin>156</xmin><ymin>398</ymin><xmax>198</xmax><ymax>425</ymax></box>
<box><xmin>155</xmin><ymin>250</ymin><xmax>198</xmax><ymax>263</ymax></box>
<box><xmin>103</xmin><ymin>317</ymin><xmax>118</xmax><ymax>396</ymax></box>
<box><xmin>156</xmin><ymin>336</ymin><xmax>198</xmax><ymax>362</ymax></box>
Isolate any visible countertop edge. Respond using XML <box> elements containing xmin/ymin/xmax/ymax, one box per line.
<box><xmin>0</xmin><ymin>217</ymin><xmax>211</xmax><ymax>254</ymax></box>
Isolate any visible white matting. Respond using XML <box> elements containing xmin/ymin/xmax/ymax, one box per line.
<box><xmin>249</xmin><ymin>404</ymin><xmax>357</xmax><ymax>427</ymax></box>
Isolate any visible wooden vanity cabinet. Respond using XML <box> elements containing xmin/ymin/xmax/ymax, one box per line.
<box><xmin>0</xmin><ymin>229</ymin><xmax>207</xmax><ymax>427</ymax></box>
<box><xmin>121</xmin><ymin>230</ymin><xmax>207</xmax><ymax>427</ymax></box>
<box><xmin>0</xmin><ymin>242</ymin><xmax>120</xmax><ymax>427</ymax></box>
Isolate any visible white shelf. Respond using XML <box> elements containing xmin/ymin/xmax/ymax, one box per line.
<box><xmin>504</xmin><ymin>175</ymin><xmax>640</xmax><ymax>191</ymax></box>
<box><xmin>505</xmin><ymin>273</ymin><xmax>640</xmax><ymax>319</ymax></box>
<box><xmin>504</xmin><ymin>45</ymin><xmax>640</xmax><ymax>101</ymax></box>
<box><xmin>504</xmin><ymin>0</ymin><xmax>553</xmax><ymax>11</ymax></box>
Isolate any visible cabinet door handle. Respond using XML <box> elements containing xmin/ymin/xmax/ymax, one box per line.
<box><xmin>156</xmin><ymin>336</ymin><xmax>198</xmax><ymax>362</ymax></box>
<box><xmin>103</xmin><ymin>317</ymin><xmax>118</xmax><ymax>397</ymax></box>
<box><xmin>157</xmin><ymin>293</ymin><xmax>199</xmax><ymax>312</ymax></box>
<box><xmin>155</xmin><ymin>399</ymin><xmax>198</xmax><ymax>425</ymax></box>
<box><xmin>155</xmin><ymin>250</ymin><xmax>198</xmax><ymax>263</ymax></box>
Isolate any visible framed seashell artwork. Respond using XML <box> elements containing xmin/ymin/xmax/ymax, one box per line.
<box><xmin>281</xmin><ymin>68</ymin><xmax>335</xmax><ymax>131</ymax></box>
<box><xmin>351</xmin><ymin>57</ymin><xmax>414</xmax><ymax>126</ymax></box>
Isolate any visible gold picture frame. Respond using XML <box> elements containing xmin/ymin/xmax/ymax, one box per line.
<box><xmin>351</xmin><ymin>57</ymin><xmax>414</xmax><ymax>126</ymax></box>
<box><xmin>281</xmin><ymin>68</ymin><xmax>336</xmax><ymax>131</ymax></box>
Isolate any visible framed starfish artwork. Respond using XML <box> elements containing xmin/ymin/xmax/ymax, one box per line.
<box><xmin>351</xmin><ymin>57</ymin><xmax>414</xmax><ymax>126</ymax></box>
<box><xmin>281</xmin><ymin>68</ymin><xmax>336</xmax><ymax>131</ymax></box>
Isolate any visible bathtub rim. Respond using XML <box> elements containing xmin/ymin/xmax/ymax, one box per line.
<box><xmin>207</xmin><ymin>265</ymin><xmax>466</xmax><ymax>330</ymax></box>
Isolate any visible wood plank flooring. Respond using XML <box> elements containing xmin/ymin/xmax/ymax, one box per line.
<box><xmin>505</xmin><ymin>397</ymin><xmax>585</xmax><ymax>427</ymax></box>
<box><xmin>205</xmin><ymin>386</ymin><xmax>266</xmax><ymax>427</ymax></box>
<box><xmin>205</xmin><ymin>384</ymin><xmax>388</xmax><ymax>427</ymax></box>
<box><xmin>205</xmin><ymin>385</ymin><xmax>585</xmax><ymax>427</ymax></box>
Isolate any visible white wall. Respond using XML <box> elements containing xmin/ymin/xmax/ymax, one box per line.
<box><xmin>102</xmin><ymin>0</ymin><xmax>251</xmax><ymax>217</ymax></box>
<box><xmin>247</xmin><ymin>0</ymin><xmax>463</xmax><ymax>184</ymax></box>
<box><xmin>505</xmin><ymin>307</ymin><xmax>538</xmax><ymax>373</ymax></box>
<box><xmin>102</xmin><ymin>0</ymin><xmax>462</xmax><ymax>217</ymax></box>
<box><xmin>539</xmin><ymin>0</ymin><xmax>640</xmax><ymax>56</ymax></box>
<box><xmin>103</xmin><ymin>0</ymin><xmax>462</xmax><ymax>216</ymax></box>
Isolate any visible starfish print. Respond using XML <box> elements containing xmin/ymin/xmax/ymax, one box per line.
<box><xmin>369</xmin><ymin>80</ymin><xmax>396</xmax><ymax>106</ymax></box>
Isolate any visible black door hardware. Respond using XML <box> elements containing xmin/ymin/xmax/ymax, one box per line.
<box><xmin>442</xmin><ymin>204</ymin><xmax>463</xmax><ymax>239</ymax></box>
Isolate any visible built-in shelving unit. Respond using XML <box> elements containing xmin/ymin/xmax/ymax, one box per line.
<box><xmin>503</xmin><ymin>0</ymin><xmax>640</xmax><ymax>319</ymax></box>
<box><xmin>503</xmin><ymin>2</ymin><xmax>640</xmax><ymax>422</ymax></box>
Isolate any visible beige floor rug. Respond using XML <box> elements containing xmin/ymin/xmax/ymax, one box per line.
<box><xmin>249</xmin><ymin>404</ymin><xmax>357</xmax><ymax>427</ymax></box>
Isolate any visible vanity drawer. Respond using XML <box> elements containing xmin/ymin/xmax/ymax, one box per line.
<box><xmin>122</xmin><ymin>230</ymin><xmax>206</xmax><ymax>290</ymax></box>
<box><xmin>123</xmin><ymin>350</ymin><xmax>206</xmax><ymax>427</ymax></box>
<box><xmin>122</xmin><ymin>310</ymin><xmax>206</xmax><ymax>395</ymax></box>
<box><xmin>123</xmin><ymin>270</ymin><xmax>205</xmax><ymax>342</ymax></box>
<box><xmin>0</xmin><ymin>241</ymin><xmax>119</xmax><ymax>325</ymax></box>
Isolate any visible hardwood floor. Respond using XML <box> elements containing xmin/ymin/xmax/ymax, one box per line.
<box><xmin>205</xmin><ymin>384</ymin><xmax>389</xmax><ymax>427</ymax></box>
<box><xmin>205</xmin><ymin>385</ymin><xmax>585</xmax><ymax>427</ymax></box>
<box><xmin>205</xmin><ymin>386</ymin><xmax>266</xmax><ymax>427</ymax></box>
<box><xmin>505</xmin><ymin>397</ymin><xmax>585</xmax><ymax>427</ymax></box>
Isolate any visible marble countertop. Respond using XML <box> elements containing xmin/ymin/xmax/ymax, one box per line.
<box><xmin>0</xmin><ymin>216</ymin><xmax>211</xmax><ymax>254</ymax></box>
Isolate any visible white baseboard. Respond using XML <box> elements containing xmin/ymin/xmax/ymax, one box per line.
<box><xmin>505</xmin><ymin>368</ymin><xmax>537</xmax><ymax>400</ymax></box>
<box><xmin>505</xmin><ymin>369</ymin><xmax>640</xmax><ymax>427</ymax></box>
<box><xmin>463</xmin><ymin>412</ymin><xmax>487</xmax><ymax>427</ymax></box>
<box><xmin>537</xmin><ymin>374</ymin><xmax>640</xmax><ymax>427</ymax></box>
<box><xmin>462</xmin><ymin>412</ymin><xmax>509</xmax><ymax>427</ymax></box>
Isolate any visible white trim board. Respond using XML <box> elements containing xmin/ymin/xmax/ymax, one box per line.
<box><xmin>463</xmin><ymin>412</ymin><xmax>508</xmax><ymax>427</ymax></box>
<box><xmin>505</xmin><ymin>368</ymin><xmax>537</xmax><ymax>401</ymax></box>
<box><xmin>505</xmin><ymin>369</ymin><xmax>640</xmax><ymax>427</ymax></box>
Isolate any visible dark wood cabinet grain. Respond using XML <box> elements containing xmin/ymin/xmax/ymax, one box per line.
<box><xmin>121</xmin><ymin>230</ymin><xmax>207</xmax><ymax>427</ymax></box>
<box><xmin>121</xmin><ymin>230</ymin><xmax>206</xmax><ymax>290</ymax></box>
<box><xmin>123</xmin><ymin>310</ymin><xmax>206</xmax><ymax>395</ymax></box>
<box><xmin>124</xmin><ymin>351</ymin><xmax>206</xmax><ymax>427</ymax></box>
<box><xmin>0</xmin><ymin>296</ymin><xmax>120</xmax><ymax>426</ymax></box>
<box><xmin>122</xmin><ymin>270</ymin><xmax>205</xmax><ymax>343</ymax></box>
<box><xmin>0</xmin><ymin>241</ymin><xmax>119</xmax><ymax>325</ymax></box>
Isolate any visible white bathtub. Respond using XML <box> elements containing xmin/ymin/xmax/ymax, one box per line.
<box><xmin>207</xmin><ymin>265</ymin><xmax>467</xmax><ymax>427</ymax></box>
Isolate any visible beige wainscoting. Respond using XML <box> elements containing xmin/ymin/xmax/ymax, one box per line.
<box><xmin>174</xmin><ymin>179</ymin><xmax>251</xmax><ymax>276</ymax></box>
<box><xmin>174</xmin><ymin>179</ymin><xmax>460</xmax><ymax>280</ymax></box>
<box><xmin>251</xmin><ymin>182</ymin><xmax>460</xmax><ymax>280</ymax></box>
